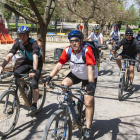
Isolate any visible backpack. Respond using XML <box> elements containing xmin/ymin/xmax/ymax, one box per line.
<box><xmin>67</xmin><ymin>41</ymin><xmax>99</xmax><ymax>64</ymax></box>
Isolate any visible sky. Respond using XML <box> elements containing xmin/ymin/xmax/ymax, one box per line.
<box><xmin>125</xmin><ymin>0</ymin><xmax>139</xmax><ymax>9</ymax></box>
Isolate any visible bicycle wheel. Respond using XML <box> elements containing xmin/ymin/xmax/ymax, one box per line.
<box><xmin>0</xmin><ymin>90</ymin><xmax>20</xmax><ymax>137</ymax></box>
<box><xmin>125</xmin><ymin>70</ymin><xmax>130</xmax><ymax>90</ymax></box>
<box><xmin>118</xmin><ymin>73</ymin><xmax>125</xmax><ymax>101</ymax></box>
<box><xmin>36</xmin><ymin>77</ymin><xmax>46</xmax><ymax>113</ymax></box>
<box><xmin>42</xmin><ymin>109</ymin><xmax>72</xmax><ymax>140</ymax></box>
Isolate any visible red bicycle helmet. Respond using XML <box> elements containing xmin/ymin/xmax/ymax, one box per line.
<box><xmin>114</xmin><ymin>26</ymin><xmax>118</xmax><ymax>29</ymax></box>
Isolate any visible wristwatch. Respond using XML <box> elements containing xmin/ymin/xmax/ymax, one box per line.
<box><xmin>32</xmin><ymin>70</ymin><xmax>36</xmax><ymax>73</ymax></box>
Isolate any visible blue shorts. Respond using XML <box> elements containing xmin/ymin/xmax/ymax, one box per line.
<box><xmin>118</xmin><ymin>52</ymin><xmax>136</xmax><ymax>66</ymax></box>
<box><xmin>112</xmin><ymin>38</ymin><xmax>119</xmax><ymax>45</ymax></box>
<box><xmin>98</xmin><ymin>46</ymin><xmax>102</xmax><ymax>53</ymax></box>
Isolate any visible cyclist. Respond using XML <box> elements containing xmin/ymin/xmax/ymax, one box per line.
<box><xmin>109</xmin><ymin>26</ymin><xmax>121</xmax><ymax>46</ymax></box>
<box><xmin>86</xmin><ymin>26</ymin><xmax>103</xmax><ymax>69</ymax></box>
<box><xmin>43</xmin><ymin>30</ymin><xmax>98</xmax><ymax>139</ymax></box>
<box><xmin>134</xmin><ymin>28</ymin><xmax>140</xmax><ymax>44</ymax></box>
<box><xmin>0</xmin><ymin>26</ymin><xmax>43</xmax><ymax>115</ymax></box>
<box><xmin>111</xmin><ymin>29</ymin><xmax>140</xmax><ymax>90</ymax></box>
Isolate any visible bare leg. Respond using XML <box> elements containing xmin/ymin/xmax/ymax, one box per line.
<box><xmin>116</xmin><ymin>55</ymin><xmax>122</xmax><ymax>69</ymax></box>
<box><xmin>84</xmin><ymin>95</ymin><xmax>94</xmax><ymax>128</ymax></box>
<box><xmin>32</xmin><ymin>89</ymin><xmax>39</xmax><ymax>103</ymax></box>
<box><xmin>129</xmin><ymin>65</ymin><xmax>134</xmax><ymax>85</ymax></box>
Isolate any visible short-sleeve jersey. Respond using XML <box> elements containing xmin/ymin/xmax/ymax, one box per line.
<box><xmin>88</xmin><ymin>32</ymin><xmax>103</xmax><ymax>47</ymax></box>
<box><xmin>58</xmin><ymin>46</ymin><xmax>98</xmax><ymax>80</ymax></box>
<box><xmin>110</xmin><ymin>30</ymin><xmax>120</xmax><ymax>40</ymax></box>
<box><xmin>9</xmin><ymin>38</ymin><xmax>42</xmax><ymax>65</ymax></box>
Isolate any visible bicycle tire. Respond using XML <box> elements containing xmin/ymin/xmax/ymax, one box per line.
<box><xmin>118</xmin><ymin>73</ymin><xmax>125</xmax><ymax>101</ymax></box>
<box><xmin>42</xmin><ymin>109</ymin><xmax>72</xmax><ymax>140</ymax></box>
<box><xmin>0</xmin><ymin>90</ymin><xmax>20</xmax><ymax>137</ymax></box>
<box><xmin>36</xmin><ymin>77</ymin><xmax>46</xmax><ymax>113</ymax></box>
<box><xmin>125</xmin><ymin>70</ymin><xmax>130</xmax><ymax>90</ymax></box>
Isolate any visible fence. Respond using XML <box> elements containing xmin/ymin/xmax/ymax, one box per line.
<box><xmin>9</xmin><ymin>32</ymin><xmax>69</xmax><ymax>43</ymax></box>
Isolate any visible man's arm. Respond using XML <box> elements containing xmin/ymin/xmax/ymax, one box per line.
<box><xmin>135</xmin><ymin>39</ymin><xmax>140</xmax><ymax>58</ymax></box>
<box><xmin>33</xmin><ymin>54</ymin><xmax>38</xmax><ymax>71</ymax></box>
<box><xmin>101</xmin><ymin>37</ymin><xmax>103</xmax><ymax>46</ymax></box>
<box><xmin>0</xmin><ymin>53</ymin><xmax>14</xmax><ymax>73</ymax></box>
<box><xmin>50</xmin><ymin>62</ymin><xmax>63</xmax><ymax>78</ymax></box>
<box><xmin>87</xmin><ymin>65</ymin><xmax>94</xmax><ymax>83</ymax></box>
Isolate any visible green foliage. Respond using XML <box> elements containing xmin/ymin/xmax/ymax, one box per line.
<box><xmin>0</xmin><ymin>3</ymin><xmax>12</xmax><ymax>20</ymax></box>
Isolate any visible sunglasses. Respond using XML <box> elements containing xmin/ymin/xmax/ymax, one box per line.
<box><xmin>125</xmin><ymin>34</ymin><xmax>133</xmax><ymax>36</ymax></box>
<box><xmin>94</xmin><ymin>30</ymin><xmax>99</xmax><ymax>32</ymax></box>
<box><xmin>70</xmin><ymin>39</ymin><xmax>79</xmax><ymax>43</ymax></box>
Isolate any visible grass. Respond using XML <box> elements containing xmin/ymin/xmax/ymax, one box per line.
<box><xmin>7</xmin><ymin>23</ymin><xmax>59</xmax><ymax>29</ymax></box>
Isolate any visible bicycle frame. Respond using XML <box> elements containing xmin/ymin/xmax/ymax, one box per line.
<box><xmin>51</xmin><ymin>84</ymin><xmax>86</xmax><ymax>138</ymax></box>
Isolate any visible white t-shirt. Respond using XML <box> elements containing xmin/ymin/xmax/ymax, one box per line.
<box><xmin>110</xmin><ymin>30</ymin><xmax>120</xmax><ymax>40</ymax></box>
<box><xmin>88</xmin><ymin>32</ymin><xmax>103</xmax><ymax>47</ymax></box>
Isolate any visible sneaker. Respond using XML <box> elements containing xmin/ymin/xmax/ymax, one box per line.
<box><xmin>128</xmin><ymin>84</ymin><xmax>133</xmax><ymax>91</ymax></box>
<box><xmin>83</xmin><ymin>128</ymin><xmax>91</xmax><ymax>139</ymax></box>
<box><xmin>28</xmin><ymin>105</ymin><xmax>37</xmax><ymax>116</ymax></box>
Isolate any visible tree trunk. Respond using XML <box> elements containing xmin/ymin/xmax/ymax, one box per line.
<box><xmin>15</xmin><ymin>15</ymin><xmax>19</xmax><ymax>29</ymax></box>
<box><xmin>83</xmin><ymin>19</ymin><xmax>88</xmax><ymax>39</ymax></box>
<box><xmin>37</xmin><ymin>23</ymin><xmax>47</xmax><ymax>63</ymax></box>
<box><xmin>55</xmin><ymin>17</ymin><xmax>57</xmax><ymax>34</ymax></box>
<box><xmin>61</xmin><ymin>18</ymin><xmax>63</xmax><ymax>33</ymax></box>
<box><xmin>118</xmin><ymin>21</ymin><xmax>122</xmax><ymax>31</ymax></box>
<box><xmin>5</xmin><ymin>19</ymin><xmax>9</xmax><ymax>29</ymax></box>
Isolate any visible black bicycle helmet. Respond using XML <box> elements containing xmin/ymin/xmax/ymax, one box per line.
<box><xmin>125</xmin><ymin>29</ymin><xmax>133</xmax><ymax>36</ymax></box>
<box><xmin>68</xmin><ymin>30</ymin><xmax>84</xmax><ymax>39</ymax></box>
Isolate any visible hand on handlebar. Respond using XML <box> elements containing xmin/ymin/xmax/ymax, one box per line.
<box><xmin>42</xmin><ymin>75</ymin><xmax>52</xmax><ymax>87</ymax></box>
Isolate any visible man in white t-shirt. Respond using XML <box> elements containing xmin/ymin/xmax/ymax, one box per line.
<box><xmin>86</xmin><ymin>26</ymin><xmax>103</xmax><ymax>69</ymax></box>
<box><xmin>109</xmin><ymin>26</ymin><xmax>121</xmax><ymax>46</ymax></box>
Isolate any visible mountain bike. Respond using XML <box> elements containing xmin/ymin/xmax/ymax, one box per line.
<box><xmin>42</xmin><ymin>82</ymin><xmax>95</xmax><ymax>140</ymax></box>
<box><xmin>110</xmin><ymin>40</ymin><xmax>118</xmax><ymax>57</ymax></box>
<box><xmin>0</xmin><ymin>71</ymin><xmax>46</xmax><ymax>137</ymax></box>
<box><xmin>112</xmin><ymin>56</ymin><xmax>138</xmax><ymax>101</ymax></box>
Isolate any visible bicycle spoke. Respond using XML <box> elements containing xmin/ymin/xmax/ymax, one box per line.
<box><xmin>0</xmin><ymin>92</ymin><xmax>20</xmax><ymax>136</ymax></box>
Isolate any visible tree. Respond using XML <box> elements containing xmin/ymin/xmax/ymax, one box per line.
<box><xmin>58</xmin><ymin>0</ymin><xmax>100</xmax><ymax>39</ymax></box>
<box><xmin>0</xmin><ymin>3</ymin><xmax>12</xmax><ymax>28</ymax></box>
<box><xmin>0</xmin><ymin>0</ymin><xmax>56</xmax><ymax>62</ymax></box>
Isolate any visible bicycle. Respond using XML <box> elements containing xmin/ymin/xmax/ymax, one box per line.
<box><xmin>110</xmin><ymin>40</ymin><xmax>119</xmax><ymax>57</ymax></box>
<box><xmin>42</xmin><ymin>82</ymin><xmax>95</xmax><ymax>140</ymax></box>
<box><xmin>0</xmin><ymin>71</ymin><xmax>46</xmax><ymax>137</ymax></box>
<box><xmin>112</xmin><ymin>55</ymin><xmax>138</xmax><ymax>101</ymax></box>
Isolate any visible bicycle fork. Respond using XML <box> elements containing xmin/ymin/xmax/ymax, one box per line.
<box><xmin>53</xmin><ymin>107</ymin><xmax>69</xmax><ymax>139</ymax></box>
<box><xmin>3</xmin><ymin>84</ymin><xmax>18</xmax><ymax>115</ymax></box>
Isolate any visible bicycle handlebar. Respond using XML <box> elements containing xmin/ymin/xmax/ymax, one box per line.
<box><xmin>0</xmin><ymin>71</ymin><xmax>29</xmax><ymax>82</ymax></box>
<box><xmin>47</xmin><ymin>81</ymin><xmax>85</xmax><ymax>91</ymax></box>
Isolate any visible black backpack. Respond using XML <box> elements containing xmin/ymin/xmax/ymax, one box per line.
<box><xmin>67</xmin><ymin>41</ymin><xmax>99</xmax><ymax>63</ymax></box>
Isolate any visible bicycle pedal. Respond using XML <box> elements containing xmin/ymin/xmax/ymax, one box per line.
<box><xmin>72</xmin><ymin>122</ymin><xmax>78</xmax><ymax>130</ymax></box>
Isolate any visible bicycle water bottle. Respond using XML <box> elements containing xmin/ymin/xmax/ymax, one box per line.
<box><xmin>75</xmin><ymin>101</ymin><xmax>79</xmax><ymax>115</ymax></box>
<box><xmin>64</xmin><ymin>92</ymin><xmax>69</xmax><ymax>101</ymax></box>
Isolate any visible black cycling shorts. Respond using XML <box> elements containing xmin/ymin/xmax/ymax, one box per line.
<box><xmin>66</xmin><ymin>72</ymin><xmax>97</xmax><ymax>96</ymax></box>
<box><xmin>118</xmin><ymin>52</ymin><xmax>135</xmax><ymax>66</ymax></box>
<box><xmin>14</xmin><ymin>61</ymin><xmax>43</xmax><ymax>89</ymax></box>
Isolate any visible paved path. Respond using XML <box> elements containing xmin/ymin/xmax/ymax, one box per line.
<box><xmin>1</xmin><ymin>49</ymin><xmax>140</xmax><ymax>140</ymax></box>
